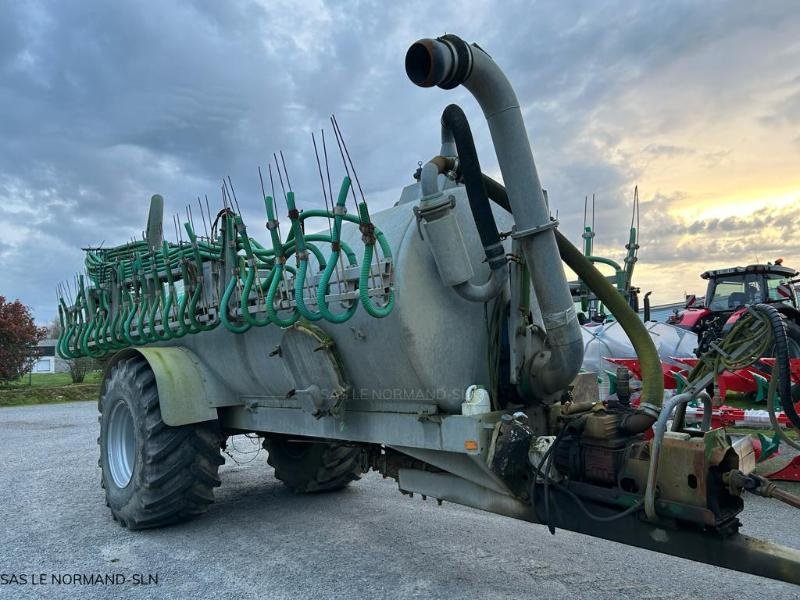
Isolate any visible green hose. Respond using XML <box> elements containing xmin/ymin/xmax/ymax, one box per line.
<box><xmin>315</xmin><ymin>178</ymin><xmax>358</xmax><ymax>323</ymax></box>
<box><xmin>172</xmin><ymin>260</ymin><xmax>191</xmax><ymax>337</ymax></box>
<box><xmin>183</xmin><ymin>222</ymin><xmax>217</xmax><ymax>333</ymax></box>
<box><xmin>316</xmin><ymin>248</ymin><xmax>359</xmax><ymax>323</ymax></box>
<box><xmin>120</xmin><ymin>289</ymin><xmax>137</xmax><ymax>346</ymax></box>
<box><xmin>109</xmin><ymin>263</ymin><xmax>126</xmax><ymax>346</ymax></box>
<box><xmin>262</xmin><ymin>194</ymin><xmax>300</xmax><ymax>327</ymax></box>
<box><xmin>555</xmin><ymin>229</ymin><xmax>663</xmax><ymax>415</ymax></box>
<box><xmin>59</xmin><ymin>175</ymin><xmax>396</xmax><ymax>356</ymax></box>
<box><xmin>239</xmin><ymin>263</ymin><xmax>273</xmax><ymax>327</ymax></box>
<box><xmin>294</xmin><ymin>259</ymin><xmax>322</xmax><ymax>321</ymax></box>
<box><xmin>160</xmin><ymin>241</ymin><xmax>180</xmax><ymax>339</ymax></box>
<box><xmin>146</xmin><ymin>252</ymin><xmax>171</xmax><ymax>342</ymax></box>
<box><xmin>220</xmin><ymin>257</ymin><xmax>252</xmax><ymax>334</ymax></box>
<box><xmin>234</xmin><ymin>214</ymin><xmax>273</xmax><ymax>328</ymax></box>
<box><xmin>266</xmin><ymin>262</ymin><xmax>300</xmax><ymax>327</ymax></box>
<box><xmin>56</xmin><ymin>303</ymin><xmax>70</xmax><ymax>358</ymax></box>
<box><xmin>357</xmin><ymin>202</ymin><xmax>394</xmax><ymax>319</ymax></box>
<box><xmin>285</xmin><ymin>190</ymin><xmax>323</xmax><ymax>322</ymax></box>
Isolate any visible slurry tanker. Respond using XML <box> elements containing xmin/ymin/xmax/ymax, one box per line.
<box><xmin>57</xmin><ymin>34</ymin><xmax>800</xmax><ymax>585</ymax></box>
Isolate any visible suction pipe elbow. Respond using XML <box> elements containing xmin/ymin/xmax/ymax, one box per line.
<box><xmin>453</xmin><ymin>268</ymin><xmax>508</xmax><ymax>303</ymax></box>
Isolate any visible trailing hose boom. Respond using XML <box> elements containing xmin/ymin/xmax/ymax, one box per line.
<box><xmin>57</xmin><ymin>176</ymin><xmax>395</xmax><ymax>358</ymax></box>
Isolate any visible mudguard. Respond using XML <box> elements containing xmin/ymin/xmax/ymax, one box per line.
<box><xmin>102</xmin><ymin>347</ymin><xmax>230</xmax><ymax>426</ymax></box>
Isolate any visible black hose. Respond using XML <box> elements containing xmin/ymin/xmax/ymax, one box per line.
<box><xmin>757</xmin><ymin>303</ymin><xmax>800</xmax><ymax>429</ymax></box>
<box><xmin>441</xmin><ymin>104</ymin><xmax>506</xmax><ymax>271</ymax></box>
<box><xmin>482</xmin><ymin>174</ymin><xmax>511</xmax><ymax>212</ymax></box>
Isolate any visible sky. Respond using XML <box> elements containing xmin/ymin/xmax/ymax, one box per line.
<box><xmin>1</xmin><ymin>0</ymin><xmax>799</xmax><ymax>323</ymax></box>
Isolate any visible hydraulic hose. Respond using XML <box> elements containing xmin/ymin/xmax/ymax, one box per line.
<box><xmin>482</xmin><ymin>176</ymin><xmax>664</xmax><ymax>426</ymax></box>
<box><xmin>644</xmin><ymin>391</ymin><xmax>693</xmax><ymax>520</ymax></box>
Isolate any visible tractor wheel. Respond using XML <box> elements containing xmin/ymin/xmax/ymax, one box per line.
<box><xmin>760</xmin><ymin>317</ymin><xmax>800</xmax><ymax>427</ymax></box>
<box><xmin>98</xmin><ymin>356</ymin><xmax>224</xmax><ymax>529</ymax></box>
<box><xmin>784</xmin><ymin>321</ymin><xmax>800</xmax><ymax>358</ymax></box>
<box><xmin>264</xmin><ymin>435</ymin><xmax>365</xmax><ymax>493</ymax></box>
<box><xmin>785</xmin><ymin>322</ymin><xmax>800</xmax><ymax>406</ymax></box>
<box><xmin>766</xmin><ymin>321</ymin><xmax>800</xmax><ymax>397</ymax></box>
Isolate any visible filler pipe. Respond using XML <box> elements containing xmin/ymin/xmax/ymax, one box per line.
<box><xmin>406</xmin><ymin>35</ymin><xmax>584</xmax><ymax>395</ymax></box>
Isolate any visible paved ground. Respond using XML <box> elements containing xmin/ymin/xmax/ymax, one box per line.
<box><xmin>0</xmin><ymin>401</ymin><xmax>798</xmax><ymax>600</ymax></box>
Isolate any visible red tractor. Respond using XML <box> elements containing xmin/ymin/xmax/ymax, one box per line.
<box><xmin>669</xmin><ymin>261</ymin><xmax>800</xmax><ymax>357</ymax></box>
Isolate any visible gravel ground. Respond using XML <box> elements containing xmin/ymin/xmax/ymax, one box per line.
<box><xmin>0</xmin><ymin>401</ymin><xmax>798</xmax><ymax>600</ymax></box>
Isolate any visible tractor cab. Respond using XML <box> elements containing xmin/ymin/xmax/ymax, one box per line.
<box><xmin>669</xmin><ymin>261</ymin><xmax>799</xmax><ymax>354</ymax></box>
<box><xmin>702</xmin><ymin>263</ymin><xmax>798</xmax><ymax>313</ymax></box>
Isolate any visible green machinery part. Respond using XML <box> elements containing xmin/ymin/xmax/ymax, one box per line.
<box><xmin>57</xmin><ymin>176</ymin><xmax>395</xmax><ymax>359</ymax></box>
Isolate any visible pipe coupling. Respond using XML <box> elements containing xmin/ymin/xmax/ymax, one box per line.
<box><xmin>405</xmin><ymin>35</ymin><xmax>474</xmax><ymax>90</ymax></box>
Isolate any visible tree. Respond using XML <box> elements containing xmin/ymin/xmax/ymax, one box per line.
<box><xmin>48</xmin><ymin>317</ymin><xmax>62</xmax><ymax>339</ymax></box>
<box><xmin>0</xmin><ymin>296</ymin><xmax>48</xmax><ymax>384</ymax></box>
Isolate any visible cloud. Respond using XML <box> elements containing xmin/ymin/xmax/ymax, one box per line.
<box><xmin>642</xmin><ymin>144</ymin><xmax>695</xmax><ymax>159</ymax></box>
<box><xmin>0</xmin><ymin>1</ymin><xmax>798</xmax><ymax>319</ymax></box>
<box><xmin>641</xmin><ymin>203</ymin><xmax>800</xmax><ymax>262</ymax></box>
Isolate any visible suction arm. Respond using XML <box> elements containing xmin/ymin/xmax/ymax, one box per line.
<box><xmin>407</xmin><ymin>34</ymin><xmax>584</xmax><ymax>397</ymax></box>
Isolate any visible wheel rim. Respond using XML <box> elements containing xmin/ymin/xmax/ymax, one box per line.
<box><xmin>107</xmin><ymin>400</ymin><xmax>136</xmax><ymax>488</ymax></box>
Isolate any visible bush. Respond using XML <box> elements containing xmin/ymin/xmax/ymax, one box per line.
<box><xmin>68</xmin><ymin>357</ymin><xmax>98</xmax><ymax>384</ymax></box>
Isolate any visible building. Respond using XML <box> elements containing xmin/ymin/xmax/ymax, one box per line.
<box><xmin>34</xmin><ymin>339</ymin><xmax>70</xmax><ymax>374</ymax></box>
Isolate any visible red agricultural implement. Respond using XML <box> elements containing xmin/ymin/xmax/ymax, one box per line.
<box><xmin>603</xmin><ymin>356</ymin><xmax>800</xmax><ymax>481</ymax></box>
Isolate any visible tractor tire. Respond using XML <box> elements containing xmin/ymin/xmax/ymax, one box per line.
<box><xmin>785</xmin><ymin>321</ymin><xmax>800</xmax><ymax>408</ymax></box>
<box><xmin>98</xmin><ymin>356</ymin><xmax>224</xmax><ymax>529</ymax></box>
<box><xmin>264</xmin><ymin>435</ymin><xmax>365</xmax><ymax>493</ymax></box>
<box><xmin>766</xmin><ymin>320</ymin><xmax>800</xmax><ymax>399</ymax></box>
<box><xmin>784</xmin><ymin>321</ymin><xmax>800</xmax><ymax>358</ymax></box>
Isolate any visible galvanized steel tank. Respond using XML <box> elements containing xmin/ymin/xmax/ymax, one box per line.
<box><xmin>173</xmin><ymin>180</ymin><xmax>514</xmax><ymax>414</ymax></box>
